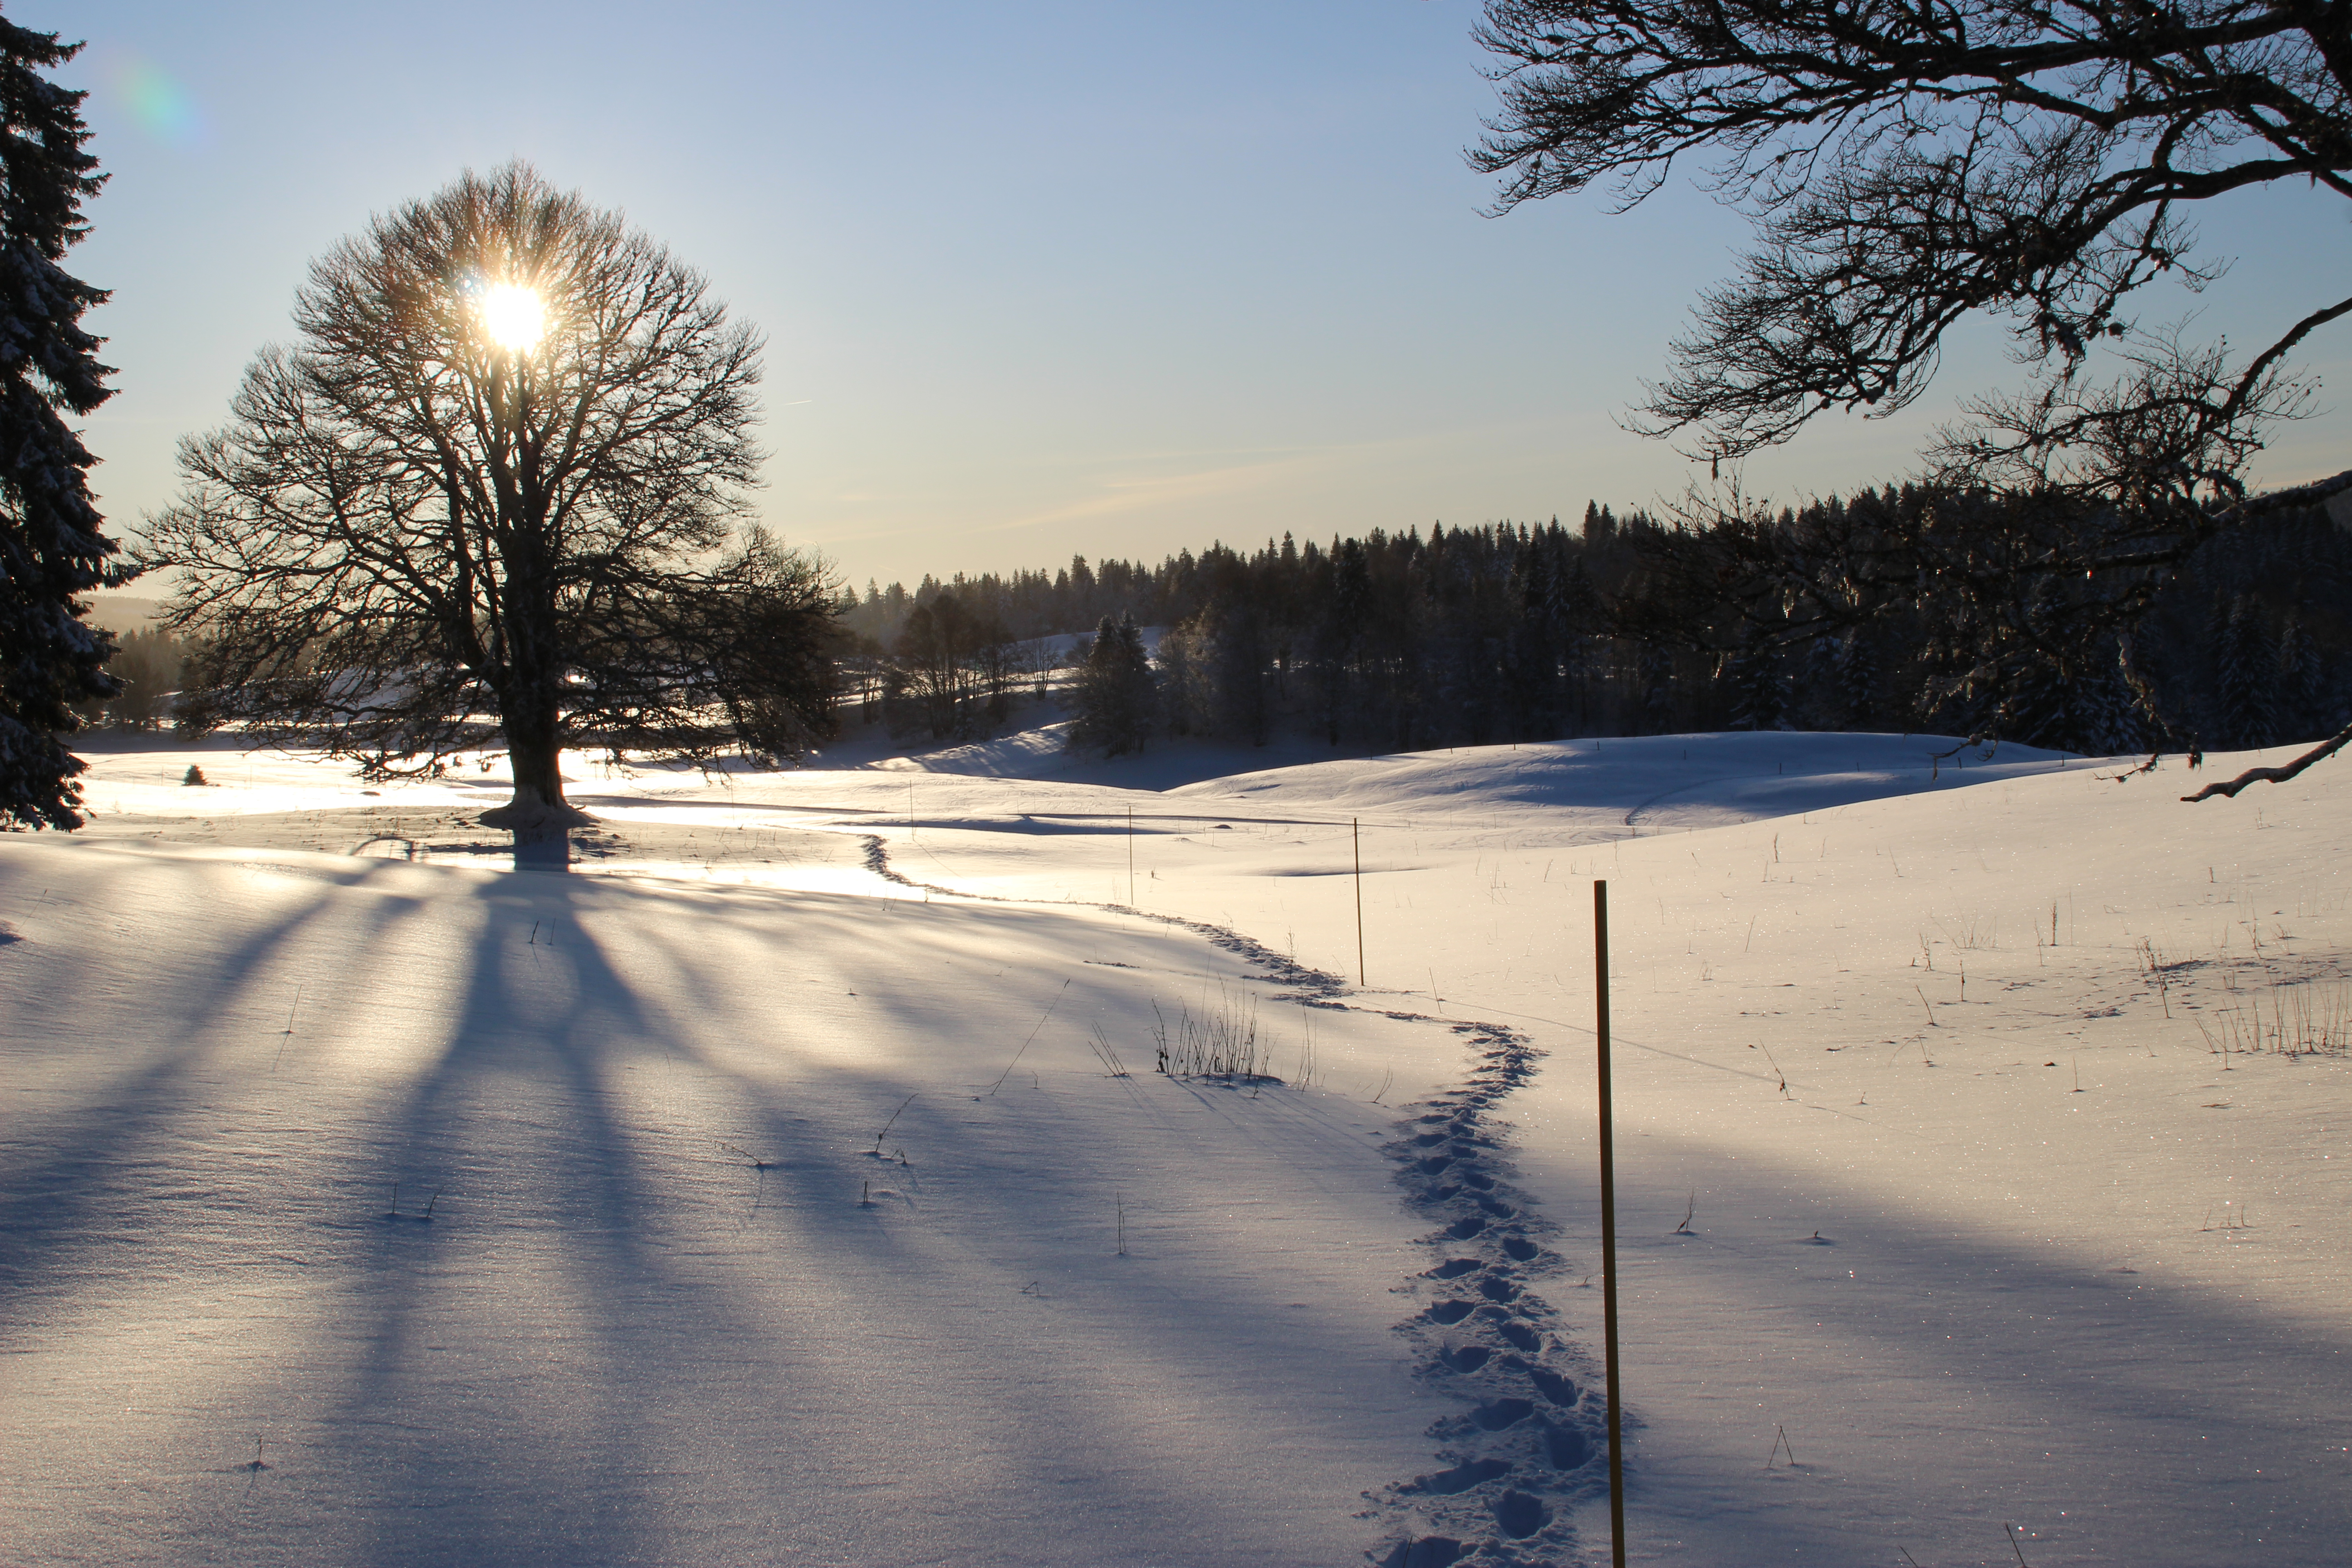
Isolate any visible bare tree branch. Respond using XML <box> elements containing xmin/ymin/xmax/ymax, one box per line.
<box><xmin>2182</xmin><ymin>719</ymin><xmax>2352</xmax><ymax>800</ymax></box>
<box><xmin>1473</xmin><ymin>2</ymin><xmax>2351</xmax><ymax>474</ymax></box>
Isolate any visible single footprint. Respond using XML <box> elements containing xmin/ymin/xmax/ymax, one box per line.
<box><xmin>1471</xmin><ymin>1397</ymin><xmax>1535</xmax><ymax>1431</ymax></box>
<box><xmin>1492</xmin><ymin>1489</ymin><xmax>1548</xmax><ymax>1539</ymax></box>
<box><xmin>1528</xmin><ymin>1367</ymin><xmax>1578</xmax><ymax>1405</ymax></box>
<box><xmin>1544</xmin><ymin>1423</ymin><xmax>1591</xmax><ymax>1469</ymax></box>
<box><xmin>1419</xmin><ymin>1457</ymin><xmax>1509</xmax><ymax>1495</ymax></box>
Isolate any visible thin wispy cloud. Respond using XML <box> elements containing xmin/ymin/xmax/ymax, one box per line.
<box><xmin>984</xmin><ymin>446</ymin><xmax>1348</xmax><ymax>535</ymax></box>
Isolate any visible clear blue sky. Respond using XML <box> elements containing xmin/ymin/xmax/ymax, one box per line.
<box><xmin>43</xmin><ymin>0</ymin><xmax>2352</xmax><ymax>593</ymax></box>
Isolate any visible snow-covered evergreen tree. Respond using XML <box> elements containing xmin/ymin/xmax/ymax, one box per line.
<box><xmin>1798</xmin><ymin>635</ymin><xmax>1844</xmax><ymax>728</ymax></box>
<box><xmin>2074</xmin><ymin>645</ymin><xmax>2146</xmax><ymax>756</ymax></box>
<box><xmin>1205</xmin><ymin>603</ymin><xmax>1270</xmax><ymax>746</ymax></box>
<box><xmin>1495</xmin><ymin>539</ymin><xmax>1554</xmax><ymax>739</ymax></box>
<box><xmin>1151</xmin><ymin>616</ymin><xmax>1205</xmax><ymax>738</ymax></box>
<box><xmin>0</xmin><ymin>17</ymin><xmax>125</xmax><ymax>830</ymax></box>
<box><xmin>1636</xmin><ymin>642</ymin><xmax>1675</xmax><ymax>734</ymax></box>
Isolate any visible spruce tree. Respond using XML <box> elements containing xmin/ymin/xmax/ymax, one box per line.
<box><xmin>0</xmin><ymin>17</ymin><xmax>124</xmax><ymax>830</ymax></box>
<box><xmin>1500</xmin><ymin>543</ymin><xmax>1558</xmax><ymax>741</ymax></box>
<box><xmin>1636</xmin><ymin>642</ymin><xmax>1675</xmax><ymax>735</ymax></box>
<box><xmin>2213</xmin><ymin>595</ymin><xmax>2276</xmax><ymax>750</ymax></box>
<box><xmin>1724</xmin><ymin>635</ymin><xmax>1790</xmax><ymax>731</ymax></box>
<box><xmin>2073</xmin><ymin>644</ymin><xmax>2146</xmax><ymax>757</ymax></box>
<box><xmin>1835</xmin><ymin>629</ymin><xmax>1880</xmax><ymax>730</ymax></box>
<box><xmin>1066</xmin><ymin>613</ymin><xmax>1157</xmax><ymax>757</ymax></box>
<box><xmin>1798</xmin><ymin>635</ymin><xmax>1843</xmax><ymax>728</ymax></box>
<box><xmin>1206</xmin><ymin>603</ymin><xmax>1270</xmax><ymax>746</ymax></box>
<box><xmin>2278</xmin><ymin>616</ymin><xmax>2328</xmax><ymax>740</ymax></box>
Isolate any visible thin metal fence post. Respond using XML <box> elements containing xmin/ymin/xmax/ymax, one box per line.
<box><xmin>1596</xmin><ymin>878</ymin><xmax>1626</xmax><ymax>1568</ymax></box>
<box><xmin>1353</xmin><ymin>817</ymin><xmax>1366</xmax><ymax>986</ymax></box>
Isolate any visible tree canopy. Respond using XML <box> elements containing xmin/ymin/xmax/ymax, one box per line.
<box><xmin>0</xmin><ymin>15</ymin><xmax>127</xmax><ymax>830</ymax></box>
<box><xmin>1472</xmin><ymin>0</ymin><xmax>2351</xmax><ymax>512</ymax></box>
<box><xmin>149</xmin><ymin>164</ymin><xmax>837</xmax><ymax>825</ymax></box>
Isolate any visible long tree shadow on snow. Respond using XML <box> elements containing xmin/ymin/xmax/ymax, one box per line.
<box><xmin>0</xmin><ymin>851</ymin><xmax>442</xmax><ymax>1300</ymax></box>
<box><xmin>293</xmin><ymin>873</ymin><xmax>1431</xmax><ymax>1568</ymax></box>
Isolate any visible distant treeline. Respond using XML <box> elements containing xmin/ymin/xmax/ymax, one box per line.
<box><xmin>845</xmin><ymin>492</ymin><xmax>2352</xmax><ymax>756</ymax></box>
<box><xmin>83</xmin><ymin>490</ymin><xmax>2347</xmax><ymax>760</ymax></box>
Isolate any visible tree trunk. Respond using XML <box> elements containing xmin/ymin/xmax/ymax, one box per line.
<box><xmin>480</xmin><ymin>548</ymin><xmax>587</xmax><ymax>831</ymax></box>
<box><xmin>481</xmin><ymin>713</ymin><xmax>585</xmax><ymax>829</ymax></box>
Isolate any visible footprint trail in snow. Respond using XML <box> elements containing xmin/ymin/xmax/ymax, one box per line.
<box><xmin>1362</xmin><ymin>1017</ymin><xmax>1605</xmax><ymax>1568</ymax></box>
<box><xmin>860</xmin><ymin>829</ymin><xmax>1606</xmax><ymax>1567</ymax></box>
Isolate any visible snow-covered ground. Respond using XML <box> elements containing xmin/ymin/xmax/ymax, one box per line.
<box><xmin>7</xmin><ymin>724</ymin><xmax>2347</xmax><ymax>1566</ymax></box>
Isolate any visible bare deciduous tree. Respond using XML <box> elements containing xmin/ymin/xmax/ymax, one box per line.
<box><xmin>1474</xmin><ymin>0</ymin><xmax>2349</xmax><ymax>506</ymax></box>
<box><xmin>147</xmin><ymin>162</ymin><xmax>835</xmax><ymax>826</ymax></box>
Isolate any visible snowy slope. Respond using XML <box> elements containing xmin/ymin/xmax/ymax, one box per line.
<box><xmin>821</xmin><ymin>731</ymin><xmax>2352</xmax><ymax>1568</ymax></box>
<box><xmin>17</xmin><ymin>725</ymin><xmax>2352</xmax><ymax>1566</ymax></box>
<box><xmin>1174</xmin><ymin>731</ymin><xmax>2074</xmax><ymax>836</ymax></box>
<box><xmin>0</xmin><ymin>838</ymin><xmax>1458</xmax><ymax>1567</ymax></box>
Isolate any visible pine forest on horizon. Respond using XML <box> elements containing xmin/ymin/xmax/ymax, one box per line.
<box><xmin>827</xmin><ymin>488</ymin><xmax>2349</xmax><ymax>761</ymax></box>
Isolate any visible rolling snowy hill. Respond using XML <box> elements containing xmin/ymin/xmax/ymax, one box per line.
<box><xmin>5</xmin><ymin>727</ymin><xmax>2345</xmax><ymax>1566</ymax></box>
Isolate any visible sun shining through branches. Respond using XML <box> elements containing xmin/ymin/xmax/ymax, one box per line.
<box><xmin>147</xmin><ymin>162</ymin><xmax>840</xmax><ymax>828</ymax></box>
<box><xmin>476</xmin><ymin>281</ymin><xmax>545</xmax><ymax>353</ymax></box>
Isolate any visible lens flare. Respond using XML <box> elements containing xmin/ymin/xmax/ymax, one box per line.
<box><xmin>478</xmin><ymin>284</ymin><xmax>545</xmax><ymax>353</ymax></box>
<box><xmin>113</xmin><ymin>59</ymin><xmax>208</xmax><ymax>150</ymax></box>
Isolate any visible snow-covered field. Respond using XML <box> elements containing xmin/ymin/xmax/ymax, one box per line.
<box><xmin>6</xmin><ymin>725</ymin><xmax>2347</xmax><ymax>1566</ymax></box>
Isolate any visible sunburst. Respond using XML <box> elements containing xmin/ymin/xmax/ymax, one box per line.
<box><xmin>477</xmin><ymin>283</ymin><xmax>544</xmax><ymax>353</ymax></box>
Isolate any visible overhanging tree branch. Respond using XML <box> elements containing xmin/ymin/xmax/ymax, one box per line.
<box><xmin>1472</xmin><ymin>2</ymin><xmax>2350</xmax><ymax>798</ymax></box>
<box><xmin>1473</xmin><ymin>1</ymin><xmax>2349</xmax><ymax>470</ymax></box>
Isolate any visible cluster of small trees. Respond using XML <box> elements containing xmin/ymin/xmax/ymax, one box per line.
<box><xmin>856</xmin><ymin>589</ymin><xmax>1034</xmax><ymax>741</ymax></box>
<box><xmin>69</xmin><ymin>626</ymin><xmax>192</xmax><ymax>732</ymax></box>
<box><xmin>1626</xmin><ymin>487</ymin><xmax>2352</xmax><ymax>756</ymax></box>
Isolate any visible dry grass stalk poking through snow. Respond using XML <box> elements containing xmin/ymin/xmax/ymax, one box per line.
<box><xmin>1149</xmin><ymin>990</ymin><xmax>1278</xmax><ymax>1081</ymax></box>
<box><xmin>2193</xmin><ymin>979</ymin><xmax>2352</xmax><ymax>1060</ymax></box>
